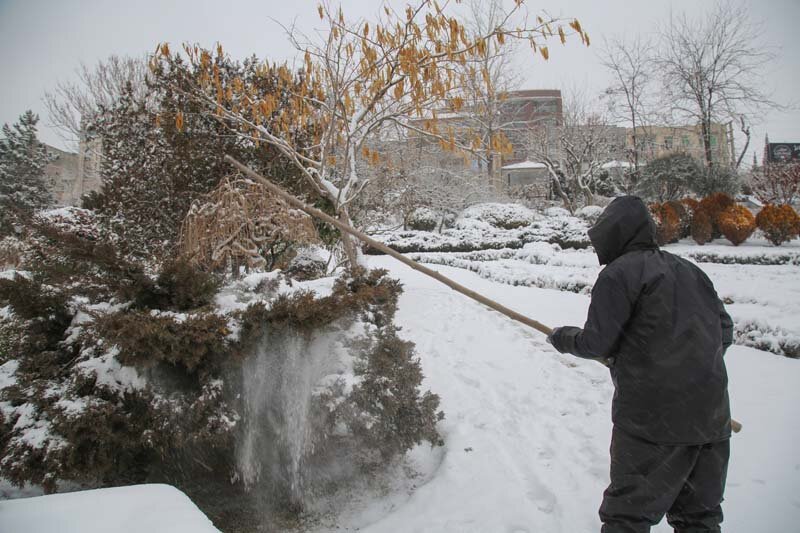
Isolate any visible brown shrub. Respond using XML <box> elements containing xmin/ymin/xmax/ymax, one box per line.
<box><xmin>680</xmin><ymin>197</ymin><xmax>700</xmax><ymax>214</ymax></box>
<box><xmin>699</xmin><ymin>193</ymin><xmax>735</xmax><ymax>237</ymax></box>
<box><xmin>756</xmin><ymin>204</ymin><xmax>800</xmax><ymax>246</ymax></box>
<box><xmin>649</xmin><ymin>203</ymin><xmax>682</xmax><ymax>245</ymax></box>
<box><xmin>133</xmin><ymin>258</ymin><xmax>220</xmax><ymax>312</ymax></box>
<box><xmin>717</xmin><ymin>205</ymin><xmax>756</xmax><ymax>246</ymax></box>
<box><xmin>95</xmin><ymin>311</ymin><xmax>233</xmax><ymax>376</ymax></box>
<box><xmin>665</xmin><ymin>200</ymin><xmax>691</xmax><ymax>238</ymax></box>
<box><xmin>691</xmin><ymin>208</ymin><xmax>713</xmax><ymax>245</ymax></box>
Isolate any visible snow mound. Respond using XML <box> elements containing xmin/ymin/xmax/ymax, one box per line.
<box><xmin>544</xmin><ymin>206</ymin><xmax>571</xmax><ymax>218</ymax></box>
<box><xmin>460</xmin><ymin>202</ymin><xmax>535</xmax><ymax>229</ymax></box>
<box><xmin>0</xmin><ymin>484</ymin><xmax>220</xmax><ymax>533</ymax></box>
<box><xmin>372</xmin><ymin>205</ymin><xmax>590</xmax><ymax>254</ymax></box>
<box><xmin>576</xmin><ymin>205</ymin><xmax>604</xmax><ymax>223</ymax></box>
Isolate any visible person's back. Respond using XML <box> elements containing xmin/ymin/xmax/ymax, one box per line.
<box><xmin>548</xmin><ymin>196</ymin><xmax>733</xmax><ymax>532</ymax></box>
<box><xmin>603</xmin><ymin>243</ymin><xmax>730</xmax><ymax>444</ymax></box>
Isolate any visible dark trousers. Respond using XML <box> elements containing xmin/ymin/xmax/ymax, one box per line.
<box><xmin>600</xmin><ymin>426</ymin><xmax>730</xmax><ymax>533</ymax></box>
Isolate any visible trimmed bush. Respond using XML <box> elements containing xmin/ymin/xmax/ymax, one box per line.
<box><xmin>665</xmin><ymin>200</ymin><xmax>691</xmax><ymax>239</ymax></box>
<box><xmin>461</xmin><ymin>203</ymin><xmax>534</xmax><ymax>229</ymax></box>
<box><xmin>576</xmin><ymin>205</ymin><xmax>604</xmax><ymax>224</ymax></box>
<box><xmin>407</xmin><ymin>207</ymin><xmax>439</xmax><ymax>231</ymax></box>
<box><xmin>756</xmin><ymin>204</ymin><xmax>800</xmax><ymax>246</ymax></box>
<box><xmin>699</xmin><ymin>192</ymin><xmax>735</xmax><ymax>238</ymax></box>
<box><xmin>649</xmin><ymin>203</ymin><xmax>682</xmax><ymax>245</ymax></box>
<box><xmin>717</xmin><ymin>205</ymin><xmax>756</xmax><ymax>246</ymax></box>
<box><xmin>691</xmin><ymin>208</ymin><xmax>713</xmax><ymax>245</ymax></box>
<box><xmin>680</xmin><ymin>197</ymin><xmax>700</xmax><ymax>214</ymax></box>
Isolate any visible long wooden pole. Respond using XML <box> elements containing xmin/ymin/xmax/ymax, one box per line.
<box><xmin>225</xmin><ymin>155</ymin><xmax>551</xmax><ymax>335</ymax></box>
<box><xmin>224</xmin><ymin>155</ymin><xmax>742</xmax><ymax>434</ymax></box>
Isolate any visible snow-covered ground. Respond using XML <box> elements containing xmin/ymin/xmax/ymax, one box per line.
<box><xmin>405</xmin><ymin>238</ymin><xmax>800</xmax><ymax>358</ymax></box>
<box><xmin>311</xmin><ymin>254</ymin><xmax>800</xmax><ymax>532</ymax></box>
<box><xmin>0</xmin><ymin>484</ymin><xmax>220</xmax><ymax>533</ymax></box>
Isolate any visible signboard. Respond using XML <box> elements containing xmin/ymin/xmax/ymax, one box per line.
<box><xmin>768</xmin><ymin>143</ymin><xmax>800</xmax><ymax>162</ymax></box>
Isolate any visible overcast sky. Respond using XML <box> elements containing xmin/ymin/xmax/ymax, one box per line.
<box><xmin>1</xmin><ymin>0</ymin><xmax>797</xmax><ymax>165</ymax></box>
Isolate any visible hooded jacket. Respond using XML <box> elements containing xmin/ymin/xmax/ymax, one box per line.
<box><xmin>555</xmin><ymin>196</ymin><xmax>733</xmax><ymax>444</ymax></box>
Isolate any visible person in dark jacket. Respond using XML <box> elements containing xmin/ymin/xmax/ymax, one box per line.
<box><xmin>547</xmin><ymin>196</ymin><xmax>734</xmax><ymax>533</ymax></box>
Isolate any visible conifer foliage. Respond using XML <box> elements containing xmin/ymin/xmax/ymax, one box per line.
<box><xmin>0</xmin><ymin>111</ymin><xmax>53</xmax><ymax>232</ymax></box>
<box><xmin>755</xmin><ymin>204</ymin><xmax>800</xmax><ymax>246</ymax></box>
<box><xmin>717</xmin><ymin>204</ymin><xmax>756</xmax><ymax>246</ymax></box>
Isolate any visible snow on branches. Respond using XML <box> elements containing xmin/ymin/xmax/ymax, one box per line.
<box><xmin>180</xmin><ymin>175</ymin><xmax>319</xmax><ymax>274</ymax></box>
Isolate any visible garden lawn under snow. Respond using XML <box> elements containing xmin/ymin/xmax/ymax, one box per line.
<box><xmin>405</xmin><ymin>237</ymin><xmax>800</xmax><ymax>358</ymax></box>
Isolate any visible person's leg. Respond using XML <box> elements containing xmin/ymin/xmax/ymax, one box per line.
<box><xmin>600</xmin><ymin>426</ymin><xmax>694</xmax><ymax>533</ymax></box>
<box><xmin>666</xmin><ymin>438</ymin><xmax>730</xmax><ymax>533</ymax></box>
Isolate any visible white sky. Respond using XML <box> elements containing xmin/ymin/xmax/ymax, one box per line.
<box><xmin>1</xmin><ymin>0</ymin><xmax>797</xmax><ymax>165</ymax></box>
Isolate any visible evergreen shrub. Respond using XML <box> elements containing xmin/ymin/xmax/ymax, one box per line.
<box><xmin>699</xmin><ymin>192</ymin><xmax>735</xmax><ymax>238</ymax></box>
<box><xmin>665</xmin><ymin>200</ymin><xmax>691</xmax><ymax>238</ymax></box>
<box><xmin>755</xmin><ymin>204</ymin><xmax>800</xmax><ymax>246</ymax></box>
<box><xmin>691</xmin><ymin>208</ymin><xmax>713</xmax><ymax>245</ymax></box>
<box><xmin>407</xmin><ymin>207</ymin><xmax>439</xmax><ymax>231</ymax></box>
<box><xmin>717</xmin><ymin>205</ymin><xmax>756</xmax><ymax>246</ymax></box>
<box><xmin>649</xmin><ymin>203</ymin><xmax>682</xmax><ymax>245</ymax></box>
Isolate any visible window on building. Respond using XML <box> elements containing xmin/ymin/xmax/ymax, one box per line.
<box><xmin>681</xmin><ymin>136</ymin><xmax>691</xmax><ymax>148</ymax></box>
<box><xmin>664</xmin><ymin>137</ymin><xmax>673</xmax><ymax>150</ymax></box>
<box><xmin>710</xmin><ymin>135</ymin><xmax>718</xmax><ymax>147</ymax></box>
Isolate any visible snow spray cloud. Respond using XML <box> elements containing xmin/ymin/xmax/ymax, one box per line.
<box><xmin>235</xmin><ymin>327</ymin><xmax>344</xmax><ymax>509</ymax></box>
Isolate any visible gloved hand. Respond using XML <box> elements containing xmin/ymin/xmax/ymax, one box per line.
<box><xmin>546</xmin><ymin>327</ymin><xmax>567</xmax><ymax>353</ymax></box>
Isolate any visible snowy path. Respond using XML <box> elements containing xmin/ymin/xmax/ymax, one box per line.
<box><xmin>324</xmin><ymin>257</ymin><xmax>800</xmax><ymax>533</ymax></box>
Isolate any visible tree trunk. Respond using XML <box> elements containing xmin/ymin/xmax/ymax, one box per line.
<box><xmin>550</xmin><ymin>172</ymin><xmax>574</xmax><ymax>214</ymax></box>
<box><xmin>701</xmin><ymin>119</ymin><xmax>713</xmax><ymax>170</ymax></box>
<box><xmin>337</xmin><ymin>206</ymin><xmax>362</xmax><ymax>274</ymax></box>
<box><xmin>581</xmin><ymin>184</ymin><xmax>594</xmax><ymax>207</ymax></box>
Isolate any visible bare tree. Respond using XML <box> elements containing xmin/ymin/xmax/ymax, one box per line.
<box><xmin>528</xmin><ymin>88</ymin><xmax>624</xmax><ymax>211</ymax></box>
<box><xmin>456</xmin><ymin>0</ymin><xmax>522</xmax><ymax>182</ymax></box>
<box><xmin>655</xmin><ymin>1</ymin><xmax>779</xmax><ymax>170</ymax></box>
<box><xmin>44</xmin><ymin>55</ymin><xmax>152</xmax><ymax>146</ymax></box>
<box><xmin>599</xmin><ymin>35</ymin><xmax>654</xmax><ymax>172</ymax></box>
<box><xmin>749</xmin><ymin>162</ymin><xmax>800</xmax><ymax>206</ymax></box>
<box><xmin>357</xmin><ymin>126</ymin><xmax>495</xmax><ymax>233</ymax></box>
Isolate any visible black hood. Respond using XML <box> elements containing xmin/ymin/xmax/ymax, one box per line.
<box><xmin>588</xmin><ymin>196</ymin><xmax>658</xmax><ymax>265</ymax></box>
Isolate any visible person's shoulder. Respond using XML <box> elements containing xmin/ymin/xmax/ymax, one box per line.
<box><xmin>598</xmin><ymin>250</ymin><xmax>648</xmax><ymax>285</ymax></box>
<box><xmin>603</xmin><ymin>248</ymin><xmax>651</xmax><ymax>274</ymax></box>
<box><xmin>660</xmin><ymin>249</ymin><xmax>716</xmax><ymax>286</ymax></box>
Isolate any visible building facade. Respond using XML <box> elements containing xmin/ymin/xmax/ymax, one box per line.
<box><xmin>625</xmin><ymin>123</ymin><xmax>732</xmax><ymax>168</ymax></box>
<box><xmin>44</xmin><ymin>138</ymin><xmax>102</xmax><ymax>206</ymax></box>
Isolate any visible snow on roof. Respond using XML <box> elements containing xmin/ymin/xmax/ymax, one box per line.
<box><xmin>501</xmin><ymin>160</ymin><xmax>547</xmax><ymax>170</ymax></box>
<box><xmin>600</xmin><ymin>160</ymin><xmax>632</xmax><ymax>169</ymax></box>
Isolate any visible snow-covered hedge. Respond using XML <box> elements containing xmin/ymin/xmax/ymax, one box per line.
<box><xmin>734</xmin><ymin>320</ymin><xmax>800</xmax><ymax>358</ymax></box>
<box><xmin>460</xmin><ymin>203</ymin><xmax>535</xmax><ymax>230</ymax></box>
<box><xmin>371</xmin><ymin>205</ymin><xmax>590</xmax><ymax>254</ymax></box>
<box><xmin>407</xmin><ymin>243</ymin><xmax>598</xmax><ymax>294</ymax></box>
<box><xmin>407</xmin><ymin>207</ymin><xmax>440</xmax><ymax>231</ymax></box>
<box><xmin>576</xmin><ymin>205</ymin><xmax>605</xmax><ymax>224</ymax></box>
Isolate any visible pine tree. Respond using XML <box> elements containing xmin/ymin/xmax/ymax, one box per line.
<box><xmin>0</xmin><ymin>110</ymin><xmax>53</xmax><ymax>214</ymax></box>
